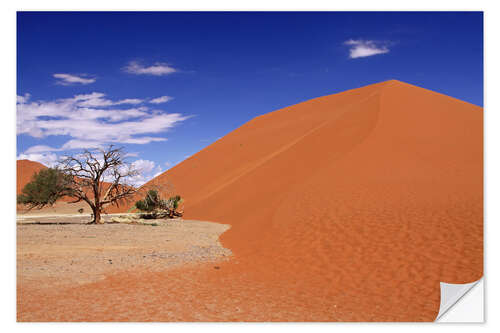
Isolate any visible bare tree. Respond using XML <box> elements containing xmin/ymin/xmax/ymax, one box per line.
<box><xmin>58</xmin><ymin>145</ymin><xmax>139</xmax><ymax>224</ymax></box>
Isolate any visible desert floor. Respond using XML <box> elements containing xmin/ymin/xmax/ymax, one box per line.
<box><xmin>17</xmin><ymin>214</ymin><xmax>232</xmax><ymax>321</ymax></box>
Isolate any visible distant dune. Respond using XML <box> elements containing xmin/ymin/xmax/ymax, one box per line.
<box><xmin>18</xmin><ymin>80</ymin><xmax>483</xmax><ymax>321</ymax></box>
<box><xmin>17</xmin><ymin>159</ymin><xmax>122</xmax><ymax>213</ymax></box>
<box><xmin>17</xmin><ymin>159</ymin><xmax>46</xmax><ymax>195</ymax></box>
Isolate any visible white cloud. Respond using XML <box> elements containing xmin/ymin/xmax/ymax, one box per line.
<box><xmin>17</xmin><ymin>152</ymin><xmax>59</xmax><ymax>167</ymax></box>
<box><xmin>344</xmin><ymin>39</ymin><xmax>390</xmax><ymax>59</ymax></box>
<box><xmin>73</xmin><ymin>92</ymin><xmax>113</xmax><ymax>107</ymax></box>
<box><xmin>17</xmin><ymin>93</ymin><xmax>31</xmax><ymax>104</ymax></box>
<box><xmin>150</xmin><ymin>96</ymin><xmax>173</xmax><ymax>104</ymax></box>
<box><xmin>96</xmin><ymin>158</ymin><xmax>160</xmax><ymax>187</ymax></box>
<box><xmin>123</xmin><ymin>61</ymin><xmax>177</xmax><ymax>76</ymax></box>
<box><xmin>70</xmin><ymin>93</ymin><xmax>143</xmax><ymax>108</ymax></box>
<box><xmin>61</xmin><ymin>140</ymin><xmax>104</xmax><ymax>150</ymax></box>
<box><xmin>115</xmin><ymin>98</ymin><xmax>143</xmax><ymax>105</ymax></box>
<box><xmin>132</xmin><ymin>159</ymin><xmax>156</xmax><ymax>174</ymax></box>
<box><xmin>120</xmin><ymin>137</ymin><xmax>167</xmax><ymax>144</ymax></box>
<box><xmin>127</xmin><ymin>160</ymin><xmax>163</xmax><ymax>186</ymax></box>
<box><xmin>53</xmin><ymin>73</ymin><xmax>96</xmax><ymax>85</ymax></box>
<box><xmin>24</xmin><ymin>145</ymin><xmax>60</xmax><ymax>154</ymax></box>
<box><xmin>17</xmin><ymin>91</ymin><xmax>189</xmax><ymax>153</ymax></box>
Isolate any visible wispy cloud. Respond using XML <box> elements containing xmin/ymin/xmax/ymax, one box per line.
<box><xmin>24</xmin><ymin>145</ymin><xmax>61</xmax><ymax>154</ymax></box>
<box><xmin>17</xmin><ymin>92</ymin><xmax>189</xmax><ymax>153</ymax></box>
<box><xmin>115</xmin><ymin>98</ymin><xmax>143</xmax><ymax>105</ymax></box>
<box><xmin>59</xmin><ymin>140</ymin><xmax>105</xmax><ymax>151</ymax></box>
<box><xmin>132</xmin><ymin>159</ymin><xmax>156</xmax><ymax>174</ymax></box>
<box><xmin>17</xmin><ymin>93</ymin><xmax>31</xmax><ymax>104</ymax></box>
<box><xmin>344</xmin><ymin>39</ymin><xmax>390</xmax><ymax>59</ymax></box>
<box><xmin>72</xmin><ymin>92</ymin><xmax>143</xmax><ymax>108</ymax></box>
<box><xmin>123</xmin><ymin>61</ymin><xmax>177</xmax><ymax>76</ymax></box>
<box><xmin>128</xmin><ymin>159</ymin><xmax>163</xmax><ymax>186</ymax></box>
<box><xmin>17</xmin><ymin>152</ymin><xmax>59</xmax><ymax>167</ymax></box>
<box><xmin>150</xmin><ymin>96</ymin><xmax>173</xmax><ymax>104</ymax></box>
<box><xmin>53</xmin><ymin>73</ymin><xmax>96</xmax><ymax>85</ymax></box>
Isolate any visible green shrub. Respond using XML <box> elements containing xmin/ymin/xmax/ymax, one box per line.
<box><xmin>134</xmin><ymin>190</ymin><xmax>183</xmax><ymax>218</ymax></box>
<box><xmin>17</xmin><ymin>168</ymin><xmax>72</xmax><ymax>209</ymax></box>
<box><xmin>167</xmin><ymin>195</ymin><xmax>182</xmax><ymax>210</ymax></box>
<box><xmin>135</xmin><ymin>190</ymin><xmax>166</xmax><ymax>212</ymax></box>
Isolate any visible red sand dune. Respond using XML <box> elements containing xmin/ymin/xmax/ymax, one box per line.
<box><xmin>17</xmin><ymin>160</ymin><xmax>46</xmax><ymax>195</ymax></box>
<box><xmin>18</xmin><ymin>80</ymin><xmax>482</xmax><ymax>321</ymax></box>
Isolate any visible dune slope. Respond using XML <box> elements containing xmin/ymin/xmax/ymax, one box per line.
<box><xmin>151</xmin><ymin>80</ymin><xmax>482</xmax><ymax>321</ymax></box>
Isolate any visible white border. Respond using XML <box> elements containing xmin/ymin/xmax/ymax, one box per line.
<box><xmin>2</xmin><ymin>1</ymin><xmax>497</xmax><ymax>332</ymax></box>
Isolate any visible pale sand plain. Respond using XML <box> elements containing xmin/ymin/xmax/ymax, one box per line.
<box><xmin>17</xmin><ymin>215</ymin><xmax>232</xmax><ymax>321</ymax></box>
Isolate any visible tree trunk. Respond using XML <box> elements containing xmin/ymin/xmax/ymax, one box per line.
<box><xmin>94</xmin><ymin>209</ymin><xmax>102</xmax><ymax>224</ymax></box>
<box><xmin>90</xmin><ymin>205</ymin><xmax>103</xmax><ymax>224</ymax></box>
<box><xmin>92</xmin><ymin>184</ymin><xmax>104</xmax><ymax>224</ymax></box>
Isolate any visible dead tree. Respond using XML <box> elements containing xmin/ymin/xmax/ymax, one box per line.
<box><xmin>59</xmin><ymin>145</ymin><xmax>139</xmax><ymax>224</ymax></box>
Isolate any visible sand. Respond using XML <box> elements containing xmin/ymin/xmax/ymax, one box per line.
<box><xmin>17</xmin><ymin>80</ymin><xmax>483</xmax><ymax>321</ymax></box>
<box><xmin>17</xmin><ymin>216</ymin><xmax>231</xmax><ymax>321</ymax></box>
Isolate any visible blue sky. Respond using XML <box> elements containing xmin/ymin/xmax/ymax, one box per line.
<box><xmin>17</xmin><ymin>11</ymin><xmax>483</xmax><ymax>185</ymax></box>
